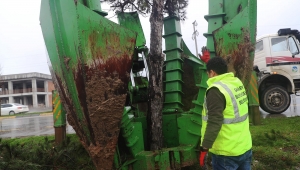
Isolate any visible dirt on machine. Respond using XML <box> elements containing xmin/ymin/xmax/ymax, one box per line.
<box><xmin>40</xmin><ymin>0</ymin><xmax>258</xmax><ymax>169</ymax></box>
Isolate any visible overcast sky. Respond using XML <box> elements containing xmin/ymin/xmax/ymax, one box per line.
<box><xmin>0</xmin><ymin>0</ymin><xmax>299</xmax><ymax>75</ymax></box>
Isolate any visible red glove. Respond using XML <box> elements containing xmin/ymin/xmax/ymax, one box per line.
<box><xmin>199</xmin><ymin>147</ymin><xmax>208</xmax><ymax>167</ymax></box>
<box><xmin>199</xmin><ymin>46</ymin><xmax>210</xmax><ymax>64</ymax></box>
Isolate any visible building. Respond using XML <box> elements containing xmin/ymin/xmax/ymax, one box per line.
<box><xmin>0</xmin><ymin>72</ymin><xmax>55</xmax><ymax>108</ymax></box>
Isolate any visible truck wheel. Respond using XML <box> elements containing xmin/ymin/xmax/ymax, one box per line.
<box><xmin>259</xmin><ymin>93</ymin><xmax>266</xmax><ymax>111</ymax></box>
<box><xmin>260</xmin><ymin>85</ymin><xmax>291</xmax><ymax>114</ymax></box>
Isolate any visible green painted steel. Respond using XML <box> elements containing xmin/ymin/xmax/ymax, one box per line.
<box><xmin>78</xmin><ymin>0</ymin><xmax>108</xmax><ymax>16</ymax></box>
<box><xmin>177</xmin><ymin>40</ymin><xmax>205</xmax><ymax>146</ymax></box>
<box><xmin>128</xmin><ymin>77</ymin><xmax>148</xmax><ymax>105</ymax></box>
<box><xmin>41</xmin><ymin>0</ymin><xmax>204</xmax><ymax>168</ymax></box>
<box><xmin>163</xmin><ymin>16</ymin><xmax>184</xmax><ymax>111</ymax></box>
<box><xmin>118</xmin><ymin>12</ymin><xmax>146</xmax><ymax>48</ymax></box>
<box><xmin>131</xmin><ymin>145</ymin><xmax>197</xmax><ymax>169</ymax></box>
<box><xmin>248</xmin><ymin>71</ymin><xmax>259</xmax><ymax>106</ymax></box>
<box><xmin>52</xmin><ymin>90</ymin><xmax>66</xmax><ymax>127</ymax></box>
<box><xmin>41</xmin><ymin>0</ymin><xmax>257</xmax><ymax>169</ymax></box>
<box><xmin>118</xmin><ymin>12</ymin><xmax>149</xmax><ymax>109</ymax></box>
<box><xmin>204</xmin><ymin>0</ymin><xmax>257</xmax><ymax>60</ymax></box>
<box><xmin>212</xmin><ymin>0</ymin><xmax>257</xmax><ymax>87</ymax></box>
<box><xmin>203</xmin><ymin>0</ymin><xmax>225</xmax><ymax>58</ymax></box>
<box><xmin>248</xmin><ymin>71</ymin><xmax>260</xmax><ymax>125</ymax></box>
<box><xmin>204</xmin><ymin>0</ymin><xmax>258</xmax><ymax>120</ymax></box>
<box><xmin>40</xmin><ymin>0</ymin><xmax>136</xmax><ymax>151</ymax></box>
<box><xmin>113</xmin><ymin>15</ymin><xmax>205</xmax><ymax>169</ymax></box>
<box><xmin>162</xmin><ymin>114</ymin><xmax>179</xmax><ymax>147</ymax></box>
<box><xmin>213</xmin><ymin>4</ymin><xmax>257</xmax><ymax>56</ymax></box>
<box><xmin>120</xmin><ymin>107</ymin><xmax>144</xmax><ymax>157</ymax></box>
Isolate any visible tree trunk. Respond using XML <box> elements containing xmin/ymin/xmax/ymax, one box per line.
<box><xmin>147</xmin><ymin>0</ymin><xmax>164</xmax><ymax>151</ymax></box>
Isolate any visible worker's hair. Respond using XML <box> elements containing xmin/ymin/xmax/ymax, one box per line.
<box><xmin>206</xmin><ymin>56</ymin><xmax>228</xmax><ymax>75</ymax></box>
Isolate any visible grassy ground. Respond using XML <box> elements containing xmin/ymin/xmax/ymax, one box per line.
<box><xmin>186</xmin><ymin>116</ymin><xmax>300</xmax><ymax>170</ymax></box>
<box><xmin>0</xmin><ymin>135</ymin><xmax>95</xmax><ymax>170</ymax></box>
<box><xmin>0</xmin><ymin>116</ymin><xmax>299</xmax><ymax>169</ymax></box>
<box><xmin>250</xmin><ymin>116</ymin><xmax>300</xmax><ymax>170</ymax></box>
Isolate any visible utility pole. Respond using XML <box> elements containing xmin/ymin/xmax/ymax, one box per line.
<box><xmin>192</xmin><ymin>20</ymin><xmax>199</xmax><ymax>56</ymax></box>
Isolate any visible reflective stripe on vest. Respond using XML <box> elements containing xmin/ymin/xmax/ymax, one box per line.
<box><xmin>202</xmin><ymin>82</ymin><xmax>248</xmax><ymax>124</ymax></box>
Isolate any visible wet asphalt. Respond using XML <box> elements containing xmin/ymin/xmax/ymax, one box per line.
<box><xmin>0</xmin><ymin>114</ymin><xmax>75</xmax><ymax>139</ymax></box>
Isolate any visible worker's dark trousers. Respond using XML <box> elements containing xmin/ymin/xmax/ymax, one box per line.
<box><xmin>211</xmin><ymin>149</ymin><xmax>252</xmax><ymax>170</ymax></box>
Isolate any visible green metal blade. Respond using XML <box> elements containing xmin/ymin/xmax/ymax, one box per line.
<box><xmin>204</xmin><ymin>0</ymin><xmax>257</xmax><ymax>87</ymax></box>
<box><xmin>117</xmin><ymin>12</ymin><xmax>146</xmax><ymax>48</ymax></box>
<box><xmin>40</xmin><ymin>0</ymin><xmax>137</xmax><ymax>169</ymax></box>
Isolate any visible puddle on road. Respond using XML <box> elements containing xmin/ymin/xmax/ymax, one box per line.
<box><xmin>0</xmin><ymin>116</ymin><xmax>75</xmax><ymax>139</ymax></box>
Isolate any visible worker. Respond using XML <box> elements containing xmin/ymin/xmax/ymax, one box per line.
<box><xmin>199</xmin><ymin>56</ymin><xmax>252</xmax><ymax>169</ymax></box>
<box><xmin>198</xmin><ymin>46</ymin><xmax>210</xmax><ymax>64</ymax></box>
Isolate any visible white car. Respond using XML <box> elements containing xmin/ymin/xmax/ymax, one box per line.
<box><xmin>1</xmin><ymin>103</ymin><xmax>30</xmax><ymax>116</ymax></box>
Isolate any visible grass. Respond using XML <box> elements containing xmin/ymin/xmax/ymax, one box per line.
<box><xmin>185</xmin><ymin>116</ymin><xmax>300</xmax><ymax>170</ymax></box>
<box><xmin>250</xmin><ymin>116</ymin><xmax>300</xmax><ymax>170</ymax></box>
<box><xmin>0</xmin><ymin>116</ymin><xmax>299</xmax><ymax>169</ymax></box>
<box><xmin>17</xmin><ymin>111</ymin><xmax>52</xmax><ymax>117</ymax></box>
<box><xmin>0</xmin><ymin>135</ymin><xmax>95</xmax><ymax>170</ymax></box>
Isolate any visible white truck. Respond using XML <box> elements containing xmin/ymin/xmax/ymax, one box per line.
<box><xmin>254</xmin><ymin>28</ymin><xmax>300</xmax><ymax>114</ymax></box>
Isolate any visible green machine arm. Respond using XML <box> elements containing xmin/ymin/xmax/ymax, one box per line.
<box><xmin>40</xmin><ymin>0</ymin><xmax>136</xmax><ymax>169</ymax></box>
<box><xmin>204</xmin><ymin>0</ymin><xmax>259</xmax><ymax>124</ymax></box>
<box><xmin>40</xmin><ymin>0</ymin><xmax>257</xmax><ymax>169</ymax></box>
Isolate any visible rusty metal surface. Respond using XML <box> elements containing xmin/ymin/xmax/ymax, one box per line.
<box><xmin>54</xmin><ymin>126</ymin><xmax>66</xmax><ymax>144</ymax></box>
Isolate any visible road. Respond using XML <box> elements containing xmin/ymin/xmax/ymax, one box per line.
<box><xmin>0</xmin><ymin>114</ymin><xmax>75</xmax><ymax>139</ymax></box>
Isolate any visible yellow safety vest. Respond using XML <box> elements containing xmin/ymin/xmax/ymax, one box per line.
<box><xmin>201</xmin><ymin>72</ymin><xmax>252</xmax><ymax>156</ymax></box>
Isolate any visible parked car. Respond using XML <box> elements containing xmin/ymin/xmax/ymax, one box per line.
<box><xmin>0</xmin><ymin>103</ymin><xmax>30</xmax><ymax>115</ymax></box>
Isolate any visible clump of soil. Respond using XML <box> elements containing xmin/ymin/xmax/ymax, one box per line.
<box><xmin>61</xmin><ymin>65</ymin><xmax>128</xmax><ymax>170</ymax></box>
<box><xmin>83</xmin><ymin>70</ymin><xmax>127</xmax><ymax>170</ymax></box>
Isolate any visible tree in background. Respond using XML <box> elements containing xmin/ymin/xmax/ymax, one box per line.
<box><xmin>102</xmin><ymin>0</ymin><xmax>189</xmax><ymax>150</ymax></box>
